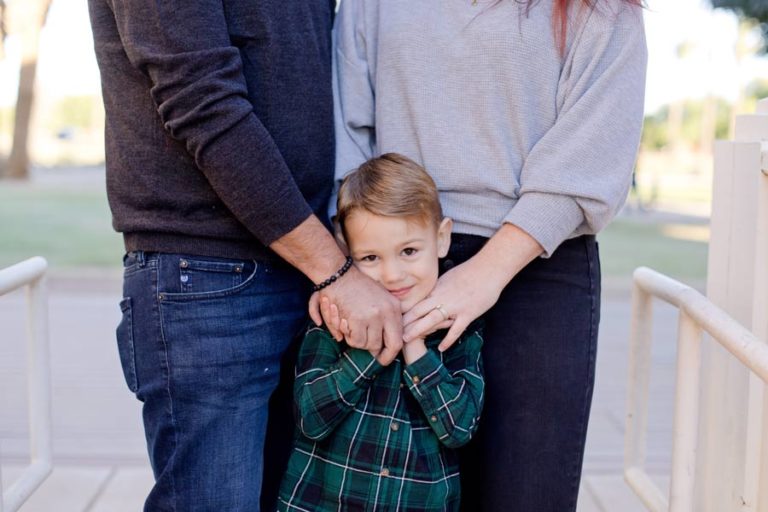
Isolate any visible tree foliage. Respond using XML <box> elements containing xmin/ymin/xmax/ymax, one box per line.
<box><xmin>711</xmin><ymin>0</ymin><xmax>768</xmax><ymax>52</ymax></box>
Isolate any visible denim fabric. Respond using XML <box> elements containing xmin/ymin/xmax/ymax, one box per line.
<box><xmin>116</xmin><ymin>251</ymin><xmax>310</xmax><ymax>511</ymax></box>
<box><xmin>446</xmin><ymin>234</ymin><xmax>601</xmax><ymax>512</ymax></box>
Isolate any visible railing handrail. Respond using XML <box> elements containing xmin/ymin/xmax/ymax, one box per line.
<box><xmin>0</xmin><ymin>257</ymin><xmax>47</xmax><ymax>297</ymax></box>
<box><xmin>625</xmin><ymin>267</ymin><xmax>768</xmax><ymax>512</ymax></box>
<box><xmin>633</xmin><ymin>267</ymin><xmax>768</xmax><ymax>382</ymax></box>
<box><xmin>0</xmin><ymin>257</ymin><xmax>52</xmax><ymax>512</ymax></box>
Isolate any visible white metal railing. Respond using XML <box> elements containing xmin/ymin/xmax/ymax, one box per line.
<box><xmin>0</xmin><ymin>257</ymin><xmax>52</xmax><ymax>512</ymax></box>
<box><xmin>624</xmin><ymin>266</ymin><xmax>768</xmax><ymax>512</ymax></box>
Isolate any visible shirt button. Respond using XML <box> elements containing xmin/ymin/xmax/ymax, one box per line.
<box><xmin>430</xmin><ymin>415</ymin><xmax>438</xmax><ymax>422</ymax></box>
<box><xmin>380</xmin><ymin>467</ymin><xmax>390</xmax><ymax>477</ymax></box>
<box><xmin>390</xmin><ymin>422</ymin><xmax>399</xmax><ymax>432</ymax></box>
<box><xmin>399</xmin><ymin>383</ymin><xmax>404</xmax><ymax>389</ymax></box>
<box><xmin>179</xmin><ymin>259</ymin><xmax>189</xmax><ymax>268</ymax></box>
<box><xmin>411</xmin><ymin>375</ymin><xmax>420</xmax><ymax>384</ymax></box>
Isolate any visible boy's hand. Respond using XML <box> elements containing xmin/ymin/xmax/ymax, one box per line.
<box><xmin>309</xmin><ymin>295</ymin><xmax>344</xmax><ymax>341</ymax></box>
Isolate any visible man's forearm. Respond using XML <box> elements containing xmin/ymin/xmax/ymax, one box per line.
<box><xmin>269</xmin><ymin>215</ymin><xmax>347</xmax><ymax>285</ymax></box>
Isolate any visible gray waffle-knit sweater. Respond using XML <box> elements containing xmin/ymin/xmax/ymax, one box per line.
<box><xmin>333</xmin><ymin>0</ymin><xmax>647</xmax><ymax>256</ymax></box>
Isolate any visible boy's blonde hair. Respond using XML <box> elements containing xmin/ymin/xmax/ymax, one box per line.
<box><xmin>336</xmin><ymin>153</ymin><xmax>443</xmax><ymax>238</ymax></box>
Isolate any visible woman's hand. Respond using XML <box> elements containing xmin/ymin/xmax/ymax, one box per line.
<box><xmin>403</xmin><ymin>224</ymin><xmax>543</xmax><ymax>352</ymax></box>
<box><xmin>402</xmin><ymin>257</ymin><xmax>506</xmax><ymax>352</ymax></box>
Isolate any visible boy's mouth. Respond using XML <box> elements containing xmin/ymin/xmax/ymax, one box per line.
<box><xmin>388</xmin><ymin>286</ymin><xmax>414</xmax><ymax>299</ymax></box>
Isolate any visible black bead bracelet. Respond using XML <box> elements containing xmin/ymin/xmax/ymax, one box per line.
<box><xmin>313</xmin><ymin>256</ymin><xmax>354</xmax><ymax>292</ymax></box>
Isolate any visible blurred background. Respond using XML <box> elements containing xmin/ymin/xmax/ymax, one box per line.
<box><xmin>0</xmin><ymin>0</ymin><xmax>766</xmax><ymax>281</ymax></box>
<box><xmin>0</xmin><ymin>0</ymin><xmax>767</xmax><ymax>510</ymax></box>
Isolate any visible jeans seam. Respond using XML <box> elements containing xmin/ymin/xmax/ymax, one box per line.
<box><xmin>567</xmin><ymin>237</ymin><xmax>599</xmax><ymax>512</ymax></box>
<box><xmin>155</xmin><ymin>262</ymin><xmax>179</xmax><ymax>510</ymax></box>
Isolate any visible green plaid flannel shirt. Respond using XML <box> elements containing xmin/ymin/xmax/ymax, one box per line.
<box><xmin>277</xmin><ymin>325</ymin><xmax>484</xmax><ymax>512</ymax></box>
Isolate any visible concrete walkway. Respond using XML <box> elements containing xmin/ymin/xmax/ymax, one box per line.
<box><xmin>0</xmin><ymin>271</ymin><xmax>688</xmax><ymax>511</ymax></box>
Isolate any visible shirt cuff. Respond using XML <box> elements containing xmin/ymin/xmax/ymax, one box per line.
<box><xmin>503</xmin><ymin>192</ymin><xmax>584</xmax><ymax>258</ymax></box>
<box><xmin>403</xmin><ymin>350</ymin><xmax>450</xmax><ymax>397</ymax></box>
<box><xmin>339</xmin><ymin>348</ymin><xmax>384</xmax><ymax>387</ymax></box>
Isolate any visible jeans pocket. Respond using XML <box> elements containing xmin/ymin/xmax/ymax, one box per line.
<box><xmin>178</xmin><ymin>257</ymin><xmax>248</xmax><ymax>294</ymax></box>
<box><xmin>161</xmin><ymin>256</ymin><xmax>258</xmax><ymax>301</ymax></box>
<box><xmin>116</xmin><ymin>297</ymin><xmax>138</xmax><ymax>393</ymax></box>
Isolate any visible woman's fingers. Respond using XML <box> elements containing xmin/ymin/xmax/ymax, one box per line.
<box><xmin>438</xmin><ymin>318</ymin><xmax>470</xmax><ymax>352</ymax></box>
<box><xmin>403</xmin><ymin>306</ymin><xmax>449</xmax><ymax>342</ymax></box>
<box><xmin>402</xmin><ymin>298</ymin><xmax>438</xmax><ymax>326</ymax></box>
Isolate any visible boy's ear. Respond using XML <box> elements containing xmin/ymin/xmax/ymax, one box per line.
<box><xmin>437</xmin><ymin>217</ymin><xmax>453</xmax><ymax>258</ymax></box>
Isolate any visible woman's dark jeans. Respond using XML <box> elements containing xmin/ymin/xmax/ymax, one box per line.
<box><xmin>448</xmin><ymin>234</ymin><xmax>601</xmax><ymax>512</ymax></box>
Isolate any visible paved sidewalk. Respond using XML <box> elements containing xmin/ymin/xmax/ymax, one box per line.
<box><xmin>1</xmin><ymin>271</ymin><xmax>687</xmax><ymax>511</ymax></box>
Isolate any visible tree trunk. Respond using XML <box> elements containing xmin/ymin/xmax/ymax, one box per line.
<box><xmin>4</xmin><ymin>0</ymin><xmax>51</xmax><ymax>180</ymax></box>
<box><xmin>0</xmin><ymin>1</ymin><xmax>7</xmax><ymax>60</ymax></box>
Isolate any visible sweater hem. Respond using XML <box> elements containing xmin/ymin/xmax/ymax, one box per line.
<box><xmin>123</xmin><ymin>232</ymin><xmax>287</xmax><ymax>265</ymax></box>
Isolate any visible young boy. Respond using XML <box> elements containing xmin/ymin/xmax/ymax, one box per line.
<box><xmin>276</xmin><ymin>153</ymin><xmax>484</xmax><ymax>511</ymax></box>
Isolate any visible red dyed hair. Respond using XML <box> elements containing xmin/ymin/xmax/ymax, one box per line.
<box><xmin>523</xmin><ymin>0</ymin><xmax>645</xmax><ymax>55</ymax></box>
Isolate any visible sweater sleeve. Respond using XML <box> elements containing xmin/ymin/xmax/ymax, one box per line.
<box><xmin>333</xmin><ymin>0</ymin><xmax>376</xmax><ymax>183</ymax></box>
<box><xmin>504</xmin><ymin>3</ymin><xmax>647</xmax><ymax>257</ymax></box>
<box><xmin>105</xmin><ymin>0</ymin><xmax>313</xmax><ymax>246</ymax></box>
<box><xmin>294</xmin><ymin>328</ymin><xmax>385</xmax><ymax>441</ymax></box>
<box><xmin>402</xmin><ymin>330</ymin><xmax>485</xmax><ymax>449</ymax></box>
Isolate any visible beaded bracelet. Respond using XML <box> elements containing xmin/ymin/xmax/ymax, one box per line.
<box><xmin>313</xmin><ymin>256</ymin><xmax>354</xmax><ymax>292</ymax></box>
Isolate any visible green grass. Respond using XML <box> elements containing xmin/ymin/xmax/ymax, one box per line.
<box><xmin>0</xmin><ymin>182</ymin><xmax>709</xmax><ymax>281</ymax></box>
<box><xmin>597</xmin><ymin>218</ymin><xmax>708</xmax><ymax>281</ymax></box>
<box><xmin>0</xmin><ymin>185</ymin><xmax>123</xmax><ymax>268</ymax></box>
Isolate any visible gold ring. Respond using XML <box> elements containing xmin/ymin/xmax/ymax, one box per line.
<box><xmin>433</xmin><ymin>304</ymin><xmax>449</xmax><ymax>321</ymax></box>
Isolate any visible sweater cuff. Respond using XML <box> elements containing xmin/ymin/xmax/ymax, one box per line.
<box><xmin>339</xmin><ymin>349</ymin><xmax>384</xmax><ymax>387</ymax></box>
<box><xmin>503</xmin><ymin>192</ymin><xmax>585</xmax><ymax>258</ymax></box>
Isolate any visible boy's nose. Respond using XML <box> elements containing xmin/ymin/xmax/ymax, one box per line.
<box><xmin>380</xmin><ymin>261</ymin><xmax>405</xmax><ymax>284</ymax></box>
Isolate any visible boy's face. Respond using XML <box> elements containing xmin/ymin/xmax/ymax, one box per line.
<box><xmin>344</xmin><ymin>210</ymin><xmax>452</xmax><ymax>312</ymax></box>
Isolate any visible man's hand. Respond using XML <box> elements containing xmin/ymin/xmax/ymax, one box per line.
<box><xmin>310</xmin><ymin>266</ymin><xmax>403</xmax><ymax>365</ymax></box>
<box><xmin>270</xmin><ymin>215</ymin><xmax>403</xmax><ymax>364</ymax></box>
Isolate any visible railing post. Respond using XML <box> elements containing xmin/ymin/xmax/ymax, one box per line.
<box><xmin>745</xmin><ymin>134</ymin><xmax>768</xmax><ymax>510</ymax></box>
<box><xmin>0</xmin><ymin>257</ymin><xmax>52</xmax><ymax>512</ymax></box>
<box><xmin>694</xmin><ymin>99</ymin><xmax>768</xmax><ymax>511</ymax></box>
<box><xmin>27</xmin><ymin>273</ymin><xmax>52</xmax><ymax>478</ymax></box>
<box><xmin>625</xmin><ymin>282</ymin><xmax>668</xmax><ymax>512</ymax></box>
<box><xmin>668</xmin><ymin>312</ymin><xmax>702</xmax><ymax>512</ymax></box>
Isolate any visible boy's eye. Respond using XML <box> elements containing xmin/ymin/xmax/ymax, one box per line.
<box><xmin>402</xmin><ymin>247</ymin><xmax>418</xmax><ymax>256</ymax></box>
<box><xmin>359</xmin><ymin>255</ymin><xmax>378</xmax><ymax>262</ymax></box>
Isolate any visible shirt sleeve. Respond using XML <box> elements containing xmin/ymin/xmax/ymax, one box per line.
<box><xmin>504</xmin><ymin>3</ymin><xmax>647</xmax><ymax>257</ymax></box>
<box><xmin>332</xmin><ymin>0</ymin><xmax>375</xmax><ymax>200</ymax></box>
<box><xmin>402</xmin><ymin>330</ymin><xmax>485</xmax><ymax>449</ymax></box>
<box><xmin>105</xmin><ymin>0</ymin><xmax>313</xmax><ymax>245</ymax></box>
<box><xmin>294</xmin><ymin>328</ymin><xmax>385</xmax><ymax>441</ymax></box>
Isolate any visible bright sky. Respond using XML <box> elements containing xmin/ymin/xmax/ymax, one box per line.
<box><xmin>1</xmin><ymin>0</ymin><xmax>767</xmax><ymax>114</ymax></box>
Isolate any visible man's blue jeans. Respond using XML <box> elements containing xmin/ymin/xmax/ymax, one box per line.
<box><xmin>116</xmin><ymin>251</ymin><xmax>309</xmax><ymax>511</ymax></box>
